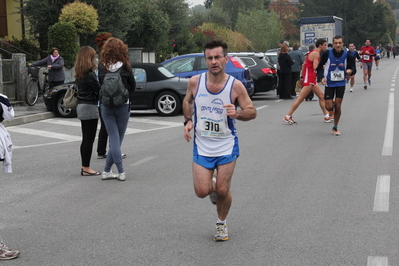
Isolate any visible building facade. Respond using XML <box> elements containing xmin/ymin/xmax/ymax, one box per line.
<box><xmin>0</xmin><ymin>0</ymin><xmax>24</xmax><ymax>40</ymax></box>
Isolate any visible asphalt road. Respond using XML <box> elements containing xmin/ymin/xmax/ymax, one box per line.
<box><xmin>1</xmin><ymin>57</ymin><xmax>399</xmax><ymax>265</ymax></box>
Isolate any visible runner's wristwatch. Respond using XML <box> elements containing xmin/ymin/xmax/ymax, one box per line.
<box><xmin>183</xmin><ymin>118</ymin><xmax>192</xmax><ymax>126</ymax></box>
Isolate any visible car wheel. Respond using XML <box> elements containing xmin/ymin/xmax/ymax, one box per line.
<box><xmin>154</xmin><ymin>91</ymin><xmax>181</xmax><ymax>116</ymax></box>
<box><xmin>55</xmin><ymin>92</ymin><xmax>77</xmax><ymax>118</ymax></box>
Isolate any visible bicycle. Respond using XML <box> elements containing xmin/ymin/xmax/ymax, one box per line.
<box><xmin>25</xmin><ymin>66</ymin><xmax>50</xmax><ymax>106</ymax></box>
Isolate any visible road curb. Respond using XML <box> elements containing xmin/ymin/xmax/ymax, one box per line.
<box><xmin>3</xmin><ymin>112</ymin><xmax>55</xmax><ymax>127</ymax></box>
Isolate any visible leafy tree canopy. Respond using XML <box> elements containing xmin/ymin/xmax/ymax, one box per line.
<box><xmin>48</xmin><ymin>22</ymin><xmax>80</xmax><ymax>68</ymax></box>
<box><xmin>212</xmin><ymin>0</ymin><xmax>265</xmax><ymax>29</ymax></box>
<box><xmin>236</xmin><ymin>9</ymin><xmax>284</xmax><ymax>51</ymax></box>
<box><xmin>20</xmin><ymin>0</ymin><xmax>134</xmax><ymax>50</ymax></box>
<box><xmin>59</xmin><ymin>1</ymin><xmax>99</xmax><ymax>34</ymax></box>
<box><xmin>199</xmin><ymin>23</ymin><xmax>252</xmax><ymax>51</ymax></box>
<box><xmin>125</xmin><ymin>0</ymin><xmax>171</xmax><ymax>62</ymax></box>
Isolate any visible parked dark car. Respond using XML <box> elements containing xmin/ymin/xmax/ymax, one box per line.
<box><xmin>264</xmin><ymin>52</ymin><xmax>278</xmax><ymax>69</ymax></box>
<box><xmin>266</xmin><ymin>46</ymin><xmax>309</xmax><ymax>55</ymax></box>
<box><xmin>161</xmin><ymin>53</ymin><xmax>254</xmax><ymax>95</ymax></box>
<box><xmin>44</xmin><ymin>63</ymin><xmax>189</xmax><ymax>117</ymax></box>
<box><xmin>228</xmin><ymin>52</ymin><xmax>278</xmax><ymax>96</ymax></box>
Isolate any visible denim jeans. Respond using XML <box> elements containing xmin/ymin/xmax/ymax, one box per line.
<box><xmin>100</xmin><ymin>103</ymin><xmax>130</xmax><ymax>173</ymax></box>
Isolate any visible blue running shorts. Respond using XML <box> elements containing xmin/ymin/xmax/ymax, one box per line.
<box><xmin>194</xmin><ymin>155</ymin><xmax>238</xmax><ymax>169</ymax></box>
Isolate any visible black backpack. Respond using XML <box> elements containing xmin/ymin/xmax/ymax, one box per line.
<box><xmin>100</xmin><ymin>68</ymin><xmax>129</xmax><ymax>106</ymax></box>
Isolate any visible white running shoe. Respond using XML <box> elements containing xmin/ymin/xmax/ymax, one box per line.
<box><xmin>101</xmin><ymin>171</ymin><xmax>118</xmax><ymax>180</ymax></box>
<box><xmin>214</xmin><ymin>223</ymin><xmax>228</xmax><ymax>241</ymax></box>
<box><xmin>324</xmin><ymin>116</ymin><xmax>331</xmax><ymax>123</ymax></box>
<box><xmin>0</xmin><ymin>243</ymin><xmax>20</xmax><ymax>260</ymax></box>
<box><xmin>350</xmin><ymin>88</ymin><xmax>353</xmax><ymax>92</ymax></box>
<box><xmin>117</xmin><ymin>172</ymin><xmax>126</xmax><ymax>181</ymax></box>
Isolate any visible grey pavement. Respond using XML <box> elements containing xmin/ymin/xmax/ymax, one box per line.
<box><xmin>4</xmin><ymin>98</ymin><xmax>55</xmax><ymax>127</ymax></box>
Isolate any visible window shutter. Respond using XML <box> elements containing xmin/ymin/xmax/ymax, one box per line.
<box><xmin>0</xmin><ymin>0</ymin><xmax>8</xmax><ymax>36</ymax></box>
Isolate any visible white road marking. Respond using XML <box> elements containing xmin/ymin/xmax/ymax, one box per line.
<box><xmin>8</xmin><ymin>118</ymin><xmax>181</xmax><ymax>149</ymax></box>
<box><xmin>382</xmin><ymin>91</ymin><xmax>394</xmax><ymax>156</ymax></box>
<box><xmin>13</xmin><ymin>140</ymin><xmax>76</xmax><ymax>150</ymax></box>
<box><xmin>6</xmin><ymin>127</ymin><xmax>81</xmax><ymax>141</ymax></box>
<box><xmin>256</xmin><ymin>105</ymin><xmax>269</xmax><ymax>110</ymax></box>
<box><xmin>373</xmin><ymin>175</ymin><xmax>390</xmax><ymax>212</ymax></box>
<box><xmin>129</xmin><ymin>156</ymin><xmax>156</xmax><ymax>167</ymax></box>
<box><xmin>38</xmin><ymin>118</ymin><xmax>182</xmax><ymax>127</ymax></box>
<box><xmin>367</xmin><ymin>256</ymin><xmax>388</xmax><ymax>266</ymax></box>
<box><xmin>39</xmin><ymin>118</ymin><xmax>81</xmax><ymax>127</ymax></box>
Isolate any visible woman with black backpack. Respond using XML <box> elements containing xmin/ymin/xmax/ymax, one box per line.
<box><xmin>98</xmin><ymin>38</ymin><xmax>136</xmax><ymax>181</ymax></box>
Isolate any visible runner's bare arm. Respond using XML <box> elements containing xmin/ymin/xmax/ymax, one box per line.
<box><xmin>183</xmin><ymin>76</ymin><xmax>199</xmax><ymax>142</ymax></box>
<box><xmin>312</xmin><ymin>52</ymin><xmax>320</xmax><ymax>70</ymax></box>
<box><xmin>224</xmin><ymin>80</ymin><xmax>257</xmax><ymax>121</ymax></box>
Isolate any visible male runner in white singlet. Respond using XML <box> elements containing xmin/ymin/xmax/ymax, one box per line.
<box><xmin>183</xmin><ymin>39</ymin><xmax>256</xmax><ymax>241</ymax></box>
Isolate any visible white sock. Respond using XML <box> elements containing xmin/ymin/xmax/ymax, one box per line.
<box><xmin>324</xmin><ymin>114</ymin><xmax>329</xmax><ymax>118</ymax></box>
<box><xmin>285</xmin><ymin>115</ymin><xmax>291</xmax><ymax>118</ymax></box>
<box><xmin>217</xmin><ymin>219</ymin><xmax>226</xmax><ymax>224</ymax></box>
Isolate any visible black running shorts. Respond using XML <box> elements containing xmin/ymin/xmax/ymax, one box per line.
<box><xmin>324</xmin><ymin>86</ymin><xmax>345</xmax><ymax>100</ymax></box>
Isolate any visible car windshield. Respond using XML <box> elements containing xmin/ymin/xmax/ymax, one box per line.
<box><xmin>163</xmin><ymin>57</ymin><xmax>195</xmax><ymax>73</ymax></box>
<box><xmin>266</xmin><ymin>55</ymin><xmax>278</xmax><ymax>65</ymax></box>
<box><xmin>239</xmin><ymin>58</ymin><xmax>256</xmax><ymax>67</ymax></box>
<box><xmin>158</xmin><ymin>66</ymin><xmax>175</xmax><ymax>78</ymax></box>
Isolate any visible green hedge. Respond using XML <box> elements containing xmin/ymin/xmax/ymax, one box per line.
<box><xmin>48</xmin><ymin>22</ymin><xmax>80</xmax><ymax>68</ymax></box>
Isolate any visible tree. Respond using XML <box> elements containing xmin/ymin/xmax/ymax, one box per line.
<box><xmin>212</xmin><ymin>0</ymin><xmax>265</xmax><ymax>29</ymax></box>
<box><xmin>125</xmin><ymin>0</ymin><xmax>171</xmax><ymax>62</ymax></box>
<box><xmin>48</xmin><ymin>22</ymin><xmax>80</xmax><ymax>68</ymax></box>
<box><xmin>59</xmin><ymin>1</ymin><xmax>99</xmax><ymax>35</ymax></box>
<box><xmin>157</xmin><ymin>0</ymin><xmax>189</xmax><ymax>38</ymax></box>
<box><xmin>204</xmin><ymin>0</ymin><xmax>213</xmax><ymax>9</ymax></box>
<box><xmin>236</xmin><ymin>9</ymin><xmax>284</xmax><ymax>51</ymax></box>
<box><xmin>189</xmin><ymin>7</ymin><xmax>232</xmax><ymax>29</ymax></box>
<box><xmin>20</xmin><ymin>0</ymin><xmax>134</xmax><ymax>51</ymax></box>
<box><xmin>268</xmin><ymin>0</ymin><xmax>300</xmax><ymax>41</ymax></box>
<box><xmin>20</xmin><ymin>0</ymin><xmax>67</xmax><ymax>53</ymax></box>
<box><xmin>199</xmin><ymin>23</ymin><xmax>252</xmax><ymax>51</ymax></box>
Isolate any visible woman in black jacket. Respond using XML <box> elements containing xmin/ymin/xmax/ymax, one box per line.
<box><xmin>75</xmin><ymin>46</ymin><xmax>101</xmax><ymax>176</ymax></box>
<box><xmin>278</xmin><ymin>45</ymin><xmax>294</xmax><ymax>99</ymax></box>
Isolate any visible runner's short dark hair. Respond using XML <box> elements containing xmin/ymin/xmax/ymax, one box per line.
<box><xmin>203</xmin><ymin>39</ymin><xmax>228</xmax><ymax>56</ymax></box>
<box><xmin>315</xmin><ymin>38</ymin><xmax>326</xmax><ymax>48</ymax></box>
<box><xmin>333</xmin><ymin>35</ymin><xmax>344</xmax><ymax>42</ymax></box>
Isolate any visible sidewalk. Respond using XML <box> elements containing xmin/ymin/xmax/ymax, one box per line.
<box><xmin>4</xmin><ymin>98</ymin><xmax>55</xmax><ymax>127</ymax></box>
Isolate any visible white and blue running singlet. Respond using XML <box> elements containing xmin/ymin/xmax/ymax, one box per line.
<box><xmin>193</xmin><ymin>73</ymin><xmax>239</xmax><ymax>157</ymax></box>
